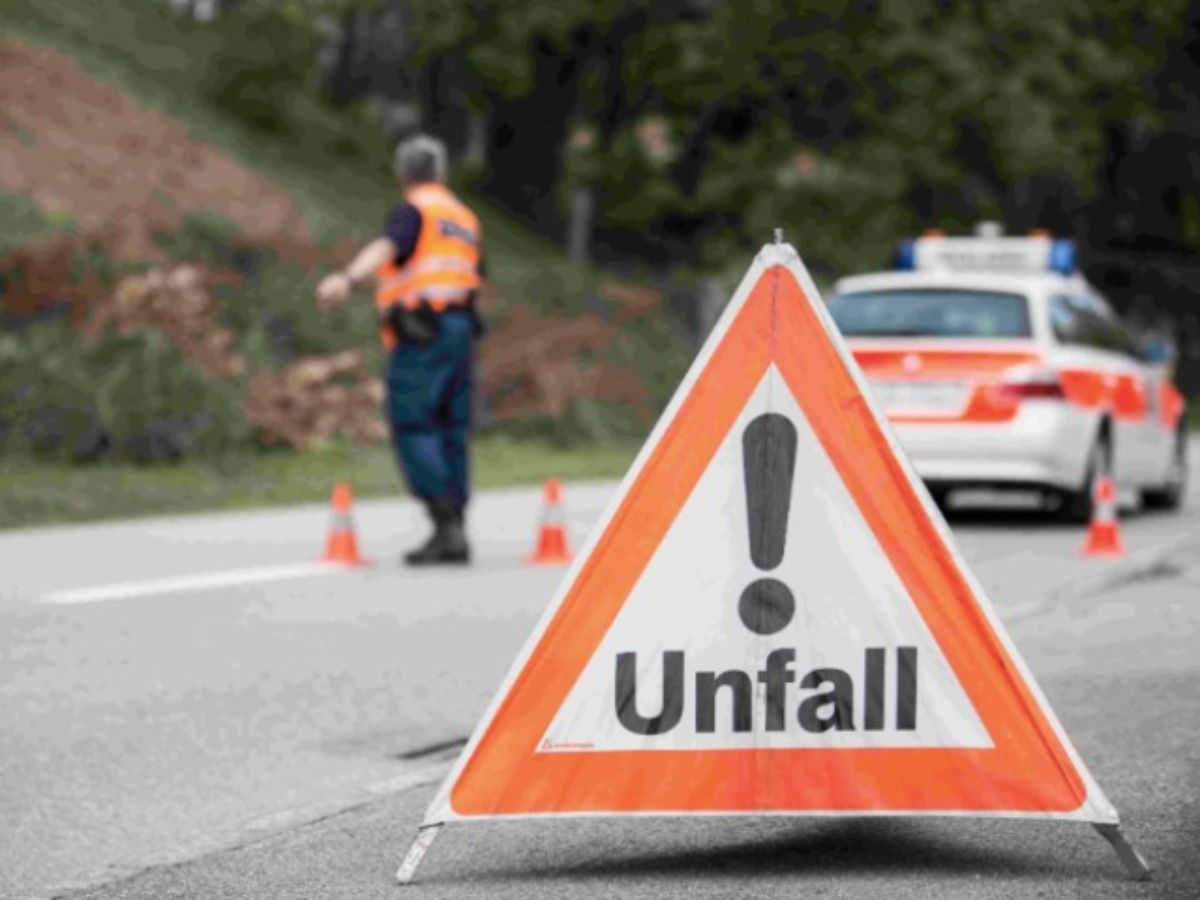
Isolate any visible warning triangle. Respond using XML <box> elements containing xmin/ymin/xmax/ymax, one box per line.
<box><xmin>425</xmin><ymin>243</ymin><xmax>1117</xmax><ymax>823</ymax></box>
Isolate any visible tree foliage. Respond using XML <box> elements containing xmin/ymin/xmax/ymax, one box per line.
<box><xmin>265</xmin><ymin>0</ymin><xmax>1190</xmax><ymax>277</ymax></box>
<box><xmin>388</xmin><ymin>0</ymin><xmax>1188</xmax><ymax>275</ymax></box>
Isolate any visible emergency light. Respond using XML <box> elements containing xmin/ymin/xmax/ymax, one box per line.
<box><xmin>896</xmin><ymin>234</ymin><xmax>1077</xmax><ymax>275</ymax></box>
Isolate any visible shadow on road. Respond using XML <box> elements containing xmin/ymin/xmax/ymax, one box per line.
<box><xmin>460</xmin><ymin>819</ymin><xmax>1101</xmax><ymax>885</ymax></box>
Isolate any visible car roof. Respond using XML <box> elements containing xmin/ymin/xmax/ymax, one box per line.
<box><xmin>832</xmin><ymin>270</ymin><xmax>1094</xmax><ymax>298</ymax></box>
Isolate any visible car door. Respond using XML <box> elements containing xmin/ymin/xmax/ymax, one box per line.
<box><xmin>1047</xmin><ymin>295</ymin><xmax>1151</xmax><ymax>486</ymax></box>
<box><xmin>1084</xmin><ymin>295</ymin><xmax>1160</xmax><ymax>484</ymax></box>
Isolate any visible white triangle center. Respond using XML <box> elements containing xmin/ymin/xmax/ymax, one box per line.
<box><xmin>540</xmin><ymin>365</ymin><xmax>992</xmax><ymax>752</ymax></box>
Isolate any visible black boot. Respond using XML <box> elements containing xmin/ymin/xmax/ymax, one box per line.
<box><xmin>403</xmin><ymin>498</ymin><xmax>470</xmax><ymax>566</ymax></box>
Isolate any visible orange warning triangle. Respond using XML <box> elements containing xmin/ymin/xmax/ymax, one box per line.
<box><xmin>424</xmin><ymin>244</ymin><xmax>1117</xmax><ymax>825</ymax></box>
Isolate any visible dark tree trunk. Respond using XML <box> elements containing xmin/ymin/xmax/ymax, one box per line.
<box><xmin>326</xmin><ymin>12</ymin><xmax>364</xmax><ymax>107</ymax></box>
<box><xmin>415</xmin><ymin>51</ymin><xmax>472</xmax><ymax>161</ymax></box>
<box><xmin>477</xmin><ymin>37</ymin><xmax>581</xmax><ymax>233</ymax></box>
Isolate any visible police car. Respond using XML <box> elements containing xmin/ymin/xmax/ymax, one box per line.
<box><xmin>828</xmin><ymin>230</ymin><xmax>1188</xmax><ymax>519</ymax></box>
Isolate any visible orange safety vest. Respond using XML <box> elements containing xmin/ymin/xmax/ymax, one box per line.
<box><xmin>375</xmin><ymin>184</ymin><xmax>482</xmax><ymax>322</ymax></box>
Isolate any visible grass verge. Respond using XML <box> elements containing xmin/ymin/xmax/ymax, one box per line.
<box><xmin>0</xmin><ymin>437</ymin><xmax>636</xmax><ymax>530</ymax></box>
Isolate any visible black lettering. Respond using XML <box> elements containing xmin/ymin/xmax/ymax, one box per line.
<box><xmin>696</xmin><ymin>669</ymin><xmax>753</xmax><ymax>733</ymax></box>
<box><xmin>896</xmin><ymin>647</ymin><xmax>918</xmax><ymax>730</ymax></box>
<box><xmin>757</xmin><ymin>648</ymin><xmax>796</xmax><ymax>731</ymax></box>
<box><xmin>742</xmin><ymin>414</ymin><xmax>798</xmax><ymax>571</ymax></box>
<box><xmin>798</xmin><ymin>668</ymin><xmax>856</xmax><ymax>732</ymax></box>
<box><xmin>864</xmin><ymin>648</ymin><xmax>885</xmax><ymax>731</ymax></box>
<box><xmin>615</xmin><ymin>651</ymin><xmax>684</xmax><ymax>735</ymax></box>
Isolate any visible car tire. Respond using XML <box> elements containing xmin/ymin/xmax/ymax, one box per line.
<box><xmin>1142</xmin><ymin>427</ymin><xmax>1188</xmax><ymax>512</ymax></box>
<box><xmin>1059</xmin><ymin>431</ymin><xmax>1111</xmax><ymax>524</ymax></box>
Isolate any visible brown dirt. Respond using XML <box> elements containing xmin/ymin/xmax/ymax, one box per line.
<box><xmin>85</xmin><ymin>265</ymin><xmax>246</xmax><ymax>379</ymax></box>
<box><xmin>0</xmin><ymin>40</ymin><xmax>308</xmax><ymax>248</ymax></box>
<box><xmin>244</xmin><ymin>349</ymin><xmax>388</xmax><ymax>449</ymax></box>
<box><xmin>481</xmin><ymin>303</ymin><xmax>650</xmax><ymax>423</ymax></box>
<box><xmin>0</xmin><ymin>40</ymin><xmax>339</xmax><ymax>318</ymax></box>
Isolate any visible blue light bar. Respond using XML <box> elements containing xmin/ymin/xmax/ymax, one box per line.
<box><xmin>1049</xmin><ymin>239</ymin><xmax>1076</xmax><ymax>274</ymax></box>
<box><xmin>901</xmin><ymin>234</ymin><xmax>1078</xmax><ymax>274</ymax></box>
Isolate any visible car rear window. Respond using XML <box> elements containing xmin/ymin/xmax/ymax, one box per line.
<box><xmin>828</xmin><ymin>289</ymin><xmax>1032</xmax><ymax>339</ymax></box>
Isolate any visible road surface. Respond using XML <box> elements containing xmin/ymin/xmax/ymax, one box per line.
<box><xmin>2</xmin><ymin>462</ymin><xmax>1198</xmax><ymax>899</ymax></box>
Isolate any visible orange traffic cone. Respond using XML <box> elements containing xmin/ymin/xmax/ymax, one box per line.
<box><xmin>525</xmin><ymin>479</ymin><xmax>572</xmax><ymax>565</ymax></box>
<box><xmin>322</xmin><ymin>482</ymin><xmax>369</xmax><ymax>566</ymax></box>
<box><xmin>1080</xmin><ymin>475</ymin><xmax>1126</xmax><ymax>558</ymax></box>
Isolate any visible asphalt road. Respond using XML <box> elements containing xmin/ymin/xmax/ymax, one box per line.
<box><xmin>2</xmin><ymin>460</ymin><xmax>1199</xmax><ymax>900</ymax></box>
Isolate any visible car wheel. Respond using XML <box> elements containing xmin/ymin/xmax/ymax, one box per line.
<box><xmin>1142</xmin><ymin>427</ymin><xmax>1188</xmax><ymax>511</ymax></box>
<box><xmin>1059</xmin><ymin>432</ymin><xmax>1111</xmax><ymax>524</ymax></box>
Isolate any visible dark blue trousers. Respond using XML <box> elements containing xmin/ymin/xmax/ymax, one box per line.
<box><xmin>385</xmin><ymin>311</ymin><xmax>474</xmax><ymax>506</ymax></box>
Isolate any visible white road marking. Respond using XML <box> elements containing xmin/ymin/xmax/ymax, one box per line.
<box><xmin>41</xmin><ymin>561</ymin><xmax>349</xmax><ymax>605</ymax></box>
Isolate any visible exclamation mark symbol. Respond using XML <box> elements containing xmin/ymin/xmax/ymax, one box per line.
<box><xmin>739</xmin><ymin>413</ymin><xmax>798</xmax><ymax>635</ymax></box>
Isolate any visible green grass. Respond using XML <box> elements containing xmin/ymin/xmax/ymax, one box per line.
<box><xmin>0</xmin><ymin>437</ymin><xmax>637</xmax><ymax>530</ymax></box>
<box><xmin>0</xmin><ymin>188</ymin><xmax>71</xmax><ymax>256</ymax></box>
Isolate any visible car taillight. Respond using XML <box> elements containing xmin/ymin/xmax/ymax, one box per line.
<box><xmin>992</xmin><ymin>368</ymin><xmax>1065</xmax><ymax>402</ymax></box>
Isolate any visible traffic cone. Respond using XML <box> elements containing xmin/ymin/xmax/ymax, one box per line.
<box><xmin>525</xmin><ymin>478</ymin><xmax>572</xmax><ymax>565</ymax></box>
<box><xmin>1080</xmin><ymin>475</ymin><xmax>1126</xmax><ymax>558</ymax></box>
<box><xmin>322</xmin><ymin>481</ymin><xmax>369</xmax><ymax>566</ymax></box>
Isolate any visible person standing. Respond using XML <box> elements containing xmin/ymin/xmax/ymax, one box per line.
<box><xmin>316</xmin><ymin>134</ymin><xmax>483</xmax><ymax>565</ymax></box>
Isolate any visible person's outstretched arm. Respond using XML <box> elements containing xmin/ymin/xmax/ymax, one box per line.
<box><xmin>315</xmin><ymin>237</ymin><xmax>397</xmax><ymax>309</ymax></box>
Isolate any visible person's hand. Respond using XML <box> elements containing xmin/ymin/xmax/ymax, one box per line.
<box><xmin>316</xmin><ymin>272</ymin><xmax>353</xmax><ymax>310</ymax></box>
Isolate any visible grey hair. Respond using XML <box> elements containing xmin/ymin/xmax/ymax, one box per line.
<box><xmin>393</xmin><ymin>134</ymin><xmax>448</xmax><ymax>184</ymax></box>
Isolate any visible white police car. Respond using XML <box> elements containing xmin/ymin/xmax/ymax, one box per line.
<box><xmin>829</xmin><ymin>230</ymin><xmax>1188</xmax><ymax>519</ymax></box>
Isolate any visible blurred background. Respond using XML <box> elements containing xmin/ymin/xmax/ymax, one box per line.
<box><xmin>2</xmin><ymin>0</ymin><xmax>1198</xmax><ymax>527</ymax></box>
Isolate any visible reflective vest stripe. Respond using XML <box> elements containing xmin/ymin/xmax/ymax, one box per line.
<box><xmin>414</xmin><ymin>257</ymin><xmax>480</xmax><ymax>275</ymax></box>
<box><xmin>378</xmin><ymin>256</ymin><xmax>479</xmax><ymax>286</ymax></box>
<box><xmin>378</xmin><ymin>282</ymin><xmax>477</xmax><ymax>304</ymax></box>
<box><xmin>419</xmin><ymin>285</ymin><xmax>475</xmax><ymax>299</ymax></box>
<box><xmin>378</xmin><ymin>264</ymin><xmax>480</xmax><ymax>301</ymax></box>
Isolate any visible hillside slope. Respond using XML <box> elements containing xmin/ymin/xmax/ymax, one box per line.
<box><xmin>0</xmin><ymin>41</ymin><xmax>306</xmax><ymax>249</ymax></box>
<box><xmin>0</xmin><ymin>2</ymin><xmax>689</xmax><ymax>457</ymax></box>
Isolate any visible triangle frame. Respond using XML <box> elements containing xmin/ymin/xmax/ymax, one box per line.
<box><xmin>397</xmin><ymin>243</ymin><xmax>1141</xmax><ymax>881</ymax></box>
